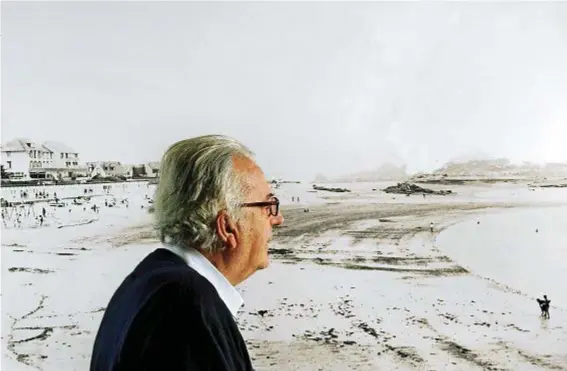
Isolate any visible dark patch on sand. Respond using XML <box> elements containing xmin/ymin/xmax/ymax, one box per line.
<box><xmin>65</xmin><ymin>247</ymin><xmax>91</xmax><ymax>251</ymax></box>
<box><xmin>275</xmin><ymin>203</ymin><xmax>498</xmax><ymax>240</ymax></box>
<box><xmin>371</xmin><ymin>256</ymin><xmax>435</xmax><ymax>265</ymax></box>
<box><xmin>495</xmin><ymin>341</ymin><xmax>566</xmax><ymax>370</ymax></box>
<box><xmin>17</xmin><ymin>354</ymin><xmax>30</xmax><ymax>363</ymax></box>
<box><xmin>11</xmin><ymin>327</ymin><xmax>54</xmax><ymax>344</ymax></box>
<box><xmin>112</xmin><ymin>229</ymin><xmax>159</xmax><ymax>247</ymax></box>
<box><xmin>301</xmin><ymin>328</ymin><xmax>340</xmax><ymax>344</ymax></box>
<box><xmin>384</xmin><ymin>344</ymin><xmax>425</xmax><ymax>364</ymax></box>
<box><xmin>516</xmin><ymin>349</ymin><xmax>565</xmax><ymax>370</ymax></box>
<box><xmin>267</xmin><ymin>203</ymin><xmax>506</xmax><ymax>280</ymax></box>
<box><xmin>407</xmin><ymin>316</ymin><xmax>434</xmax><ymax>330</ymax></box>
<box><xmin>8</xmin><ymin>267</ymin><xmax>54</xmax><ymax>274</ymax></box>
<box><xmin>7</xmin><ymin>295</ymin><xmax>47</xmax><ymax>367</ymax></box>
<box><xmin>356</xmin><ymin>322</ymin><xmax>379</xmax><ymax>339</ymax></box>
<box><xmin>269</xmin><ymin>248</ymin><xmax>295</xmax><ymax>256</ymax></box>
<box><xmin>328</xmin><ymin>262</ymin><xmax>468</xmax><ymax>276</ymax></box>
<box><xmin>68</xmin><ymin>222</ymin><xmax>158</xmax><ymax>248</ymax></box>
<box><xmin>440</xmin><ymin>340</ymin><xmax>503</xmax><ymax>370</ymax></box>
<box><xmin>506</xmin><ymin>324</ymin><xmax>530</xmax><ymax>333</ymax></box>
<box><xmin>3</xmin><ymin>243</ymin><xmax>26</xmax><ymax>248</ymax></box>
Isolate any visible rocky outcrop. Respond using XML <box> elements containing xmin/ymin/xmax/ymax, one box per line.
<box><xmin>313</xmin><ymin>184</ymin><xmax>351</xmax><ymax>193</ymax></box>
<box><xmin>537</xmin><ymin>183</ymin><xmax>567</xmax><ymax>188</ymax></box>
<box><xmin>382</xmin><ymin>182</ymin><xmax>452</xmax><ymax>195</ymax></box>
<box><xmin>421</xmin><ymin>159</ymin><xmax>567</xmax><ymax>179</ymax></box>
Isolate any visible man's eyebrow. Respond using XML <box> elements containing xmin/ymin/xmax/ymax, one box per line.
<box><xmin>266</xmin><ymin>192</ymin><xmax>275</xmax><ymax>200</ymax></box>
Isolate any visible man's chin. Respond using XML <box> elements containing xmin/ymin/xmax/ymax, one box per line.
<box><xmin>258</xmin><ymin>258</ymin><xmax>269</xmax><ymax>270</ymax></box>
<box><xmin>257</xmin><ymin>253</ymin><xmax>270</xmax><ymax>270</ymax></box>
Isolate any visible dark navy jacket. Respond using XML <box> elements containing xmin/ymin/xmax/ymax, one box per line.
<box><xmin>90</xmin><ymin>248</ymin><xmax>253</xmax><ymax>371</ymax></box>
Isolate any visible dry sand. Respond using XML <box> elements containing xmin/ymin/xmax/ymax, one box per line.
<box><xmin>2</xmin><ymin>183</ymin><xmax>567</xmax><ymax>370</ymax></box>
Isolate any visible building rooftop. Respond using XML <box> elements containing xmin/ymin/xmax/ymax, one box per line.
<box><xmin>1</xmin><ymin>138</ymin><xmax>35</xmax><ymax>152</ymax></box>
<box><xmin>42</xmin><ymin>141</ymin><xmax>79</xmax><ymax>154</ymax></box>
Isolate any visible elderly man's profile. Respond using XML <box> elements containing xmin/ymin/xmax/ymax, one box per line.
<box><xmin>90</xmin><ymin>135</ymin><xmax>284</xmax><ymax>370</ymax></box>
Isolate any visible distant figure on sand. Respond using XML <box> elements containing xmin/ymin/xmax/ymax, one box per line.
<box><xmin>536</xmin><ymin>295</ymin><xmax>551</xmax><ymax>319</ymax></box>
<box><xmin>430</xmin><ymin>222</ymin><xmax>434</xmax><ymax>233</ymax></box>
<box><xmin>90</xmin><ymin>135</ymin><xmax>283</xmax><ymax>371</ymax></box>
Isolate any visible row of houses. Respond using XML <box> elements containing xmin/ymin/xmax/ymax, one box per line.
<box><xmin>1</xmin><ymin>138</ymin><xmax>159</xmax><ymax>181</ymax></box>
<box><xmin>87</xmin><ymin>161</ymin><xmax>159</xmax><ymax>179</ymax></box>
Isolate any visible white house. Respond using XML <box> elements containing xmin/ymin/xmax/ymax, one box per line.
<box><xmin>1</xmin><ymin>138</ymin><xmax>53</xmax><ymax>179</ymax></box>
<box><xmin>41</xmin><ymin>141</ymin><xmax>88</xmax><ymax>179</ymax></box>
<box><xmin>86</xmin><ymin>161</ymin><xmax>133</xmax><ymax>179</ymax></box>
<box><xmin>42</xmin><ymin>141</ymin><xmax>80</xmax><ymax>169</ymax></box>
<box><xmin>1</xmin><ymin>138</ymin><xmax>87</xmax><ymax>180</ymax></box>
<box><xmin>1</xmin><ymin>141</ymin><xmax>28</xmax><ymax>178</ymax></box>
<box><xmin>144</xmin><ymin>161</ymin><xmax>160</xmax><ymax>178</ymax></box>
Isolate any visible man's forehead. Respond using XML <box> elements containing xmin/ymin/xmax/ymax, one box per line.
<box><xmin>245</xmin><ymin>171</ymin><xmax>272</xmax><ymax>198</ymax></box>
<box><xmin>233</xmin><ymin>155</ymin><xmax>271</xmax><ymax>197</ymax></box>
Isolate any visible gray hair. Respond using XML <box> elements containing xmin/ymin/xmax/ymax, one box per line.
<box><xmin>153</xmin><ymin>135</ymin><xmax>254</xmax><ymax>253</ymax></box>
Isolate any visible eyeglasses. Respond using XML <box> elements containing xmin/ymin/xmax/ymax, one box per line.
<box><xmin>240</xmin><ymin>197</ymin><xmax>280</xmax><ymax>217</ymax></box>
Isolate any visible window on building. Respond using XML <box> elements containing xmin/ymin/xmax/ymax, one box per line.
<box><xmin>7</xmin><ymin>161</ymin><xmax>11</xmax><ymax>169</ymax></box>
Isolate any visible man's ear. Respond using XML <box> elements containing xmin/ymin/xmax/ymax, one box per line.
<box><xmin>216</xmin><ymin>210</ymin><xmax>238</xmax><ymax>250</ymax></box>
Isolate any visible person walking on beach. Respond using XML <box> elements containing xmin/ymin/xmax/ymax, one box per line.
<box><xmin>537</xmin><ymin>295</ymin><xmax>551</xmax><ymax>319</ymax></box>
<box><xmin>430</xmin><ymin>222</ymin><xmax>434</xmax><ymax>233</ymax></box>
<box><xmin>90</xmin><ymin>135</ymin><xmax>284</xmax><ymax>371</ymax></box>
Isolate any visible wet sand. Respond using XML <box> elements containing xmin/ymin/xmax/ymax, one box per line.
<box><xmin>240</xmin><ymin>202</ymin><xmax>567</xmax><ymax>371</ymax></box>
<box><xmin>2</xmin><ymin>184</ymin><xmax>567</xmax><ymax>370</ymax></box>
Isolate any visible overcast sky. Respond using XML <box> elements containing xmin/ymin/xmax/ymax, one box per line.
<box><xmin>2</xmin><ymin>2</ymin><xmax>567</xmax><ymax>180</ymax></box>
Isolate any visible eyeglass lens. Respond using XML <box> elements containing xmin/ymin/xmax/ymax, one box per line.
<box><xmin>270</xmin><ymin>198</ymin><xmax>279</xmax><ymax>216</ymax></box>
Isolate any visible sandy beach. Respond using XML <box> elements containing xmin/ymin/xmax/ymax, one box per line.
<box><xmin>2</xmin><ymin>182</ymin><xmax>567</xmax><ymax>370</ymax></box>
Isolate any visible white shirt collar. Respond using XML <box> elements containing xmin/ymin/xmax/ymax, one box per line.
<box><xmin>162</xmin><ymin>244</ymin><xmax>244</xmax><ymax>318</ymax></box>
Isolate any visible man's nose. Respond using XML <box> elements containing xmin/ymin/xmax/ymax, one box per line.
<box><xmin>273</xmin><ymin>212</ymin><xmax>284</xmax><ymax>225</ymax></box>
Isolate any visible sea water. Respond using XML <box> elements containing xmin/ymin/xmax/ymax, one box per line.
<box><xmin>436</xmin><ymin>205</ymin><xmax>567</xmax><ymax>309</ymax></box>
